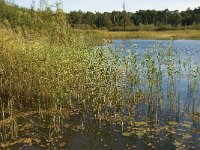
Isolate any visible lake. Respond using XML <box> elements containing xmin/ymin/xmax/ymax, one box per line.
<box><xmin>1</xmin><ymin>39</ymin><xmax>200</xmax><ymax>150</ymax></box>
<box><xmin>110</xmin><ymin>39</ymin><xmax>200</xmax><ymax>64</ymax></box>
<box><xmin>110</xmin><ymin>39</ymin><xmax>200</xmax><ymax>109</ymax></box>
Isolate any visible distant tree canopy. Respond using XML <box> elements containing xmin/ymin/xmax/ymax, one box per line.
<box><xmin>67</xmin><ymin>8</ymin><xmax>200</xmax><ymax>30</ymax></box>
<box><xmin>0</xmin><ymin>0</ymin><xmax>200</xmax><ymax>31</ymax></box>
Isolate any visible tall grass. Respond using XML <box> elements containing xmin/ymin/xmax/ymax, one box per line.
<box><xmin>1</xmin><ymin>19</ymin><xmax>200</xmax><ymax>149</ymax></box>
<box><xmin>0</xmin><ymin>23</ymin><xmax>90</xmax><ymax>111</ymax></box>
<box><xmin>1</xmin><ymin>21</ymin><xmax>200</xmax><ymax>118</ymax></box>
<box><xmin>85</xmin><ymin>29</ymin><xmax>200</xmax><ymax>40</ymax></box>
<box><xmin>1</xmin><ymin>2</ymin><xmax>200</xmax><ymax>149</ymax></box>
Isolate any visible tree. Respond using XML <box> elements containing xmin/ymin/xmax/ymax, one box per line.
<box><xmin>111</xmin><ymin>11</ymin><xmax>121</xmax><ymax>26</ymax></box>
<box><xmin>69</xmin><ymin>11</ymin><xmax>84</xmax><ymax>25</ymax></box>
<box><xmin>163</xmin><ymin>9</ymin><xmax>170</xmax><ymax>24</ymax></box>
<box><xmin>82</xmin><ymin>11</ymin><xmax>95</xmax><ymax>26</ymax></box>
<box><xmin>95</xmin><ymin>12</ymin><xmax>104</xmax><ymax>28</ymax></box>
<box><xmin>168</xmin><ymin>10</ymin><xmax>182</xmax><ymax>26</ymax></box>
<box><xmin>102</xmin><ymin>13</ymin><xmax>113</xmax><ymax>28</ymax></box>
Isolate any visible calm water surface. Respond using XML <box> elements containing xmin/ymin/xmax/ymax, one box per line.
<box><xmin>110</xmin><ymin>40</ymin><xmax>200</xmax><ymax>104</ymax></box>
<box><xmin>111</xmin><ymin>39</ymin><xmax>200</xmax><ymax>64</ymax></box>
<box><xmin>1</xmin><ymin>40</ymin><xmax>200</xmax><ymax>150</ymax></box>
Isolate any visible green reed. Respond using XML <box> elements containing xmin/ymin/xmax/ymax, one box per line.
<box><xmin>0</xmin><ymin>19</ymin><xmax>200</xmax><ymax>148</ymax></box>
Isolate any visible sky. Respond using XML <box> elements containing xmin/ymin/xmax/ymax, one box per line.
<box><xmin>14</xmin><ymin>0</ymin><xmax>200</xmax><ymax>12</ymax></box>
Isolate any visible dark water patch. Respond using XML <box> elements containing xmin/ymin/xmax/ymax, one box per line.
<box><xmin>0</xmin><ymin>110</ymin><xmax>200</xmax><ymax>149</ymax></box>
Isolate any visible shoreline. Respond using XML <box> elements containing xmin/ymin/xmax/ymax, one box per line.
<box><xmin>79</xmin><ymin>29</ymin><xmax>200</xmax><ymax>40</ymax></box>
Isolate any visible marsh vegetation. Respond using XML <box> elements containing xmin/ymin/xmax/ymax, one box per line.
<box><xmin>0</xmin><ymin>1</ymin><xmax>200</xmax><ymax>149</ymax></box>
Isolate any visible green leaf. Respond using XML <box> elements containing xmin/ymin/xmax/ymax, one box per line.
<box><xmin>182</xmin><ymin>133</ymin><xmax>192</xmax><ymax>139</ymax></box>
<box><xmin>136</xmin><ymin>131</ymin><xmax>145</xmax><ymax>138</ymax></box>
<box><xmin>168</xmin><ymin>122</ymin><xmax>178</xmax><ymax>126</ymax></box>
<box><xmin>122</xmin><ymin>132</ymin><xmax>133</xmax><ymax>137</ymax></box>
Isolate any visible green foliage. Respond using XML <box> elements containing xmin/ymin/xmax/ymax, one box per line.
<box><xmin>0</xmin><ymin>0</ymin><xmax>69</xmax><ymax>34</ymax></box>
<box><xmin>1</xmin><ymin>1</ymin><xmax>199</xmax><ymax>31</ymax></box>
<box><xmin>0</xmin><ymin>0</ymin><xmax>199</xmax><ymax>122</ymax></box>
<box><xmin>73</xmin><ymin>24</ymin><xmax>96</xmax><ymax>30</ymax></box>
<box><xmin>68</xmin><ymin>7</ymin><xmax>200</xmax><ymax>30</ymax></box>
<box><xmin>0</xmin><ymin>2</ymin><xmax>200</xmax><ymax>149</ymax></box>
<box><xmin>0</xmin><ymin>1</ymin><xmax>102</xmax><ymax>111</ymax></box>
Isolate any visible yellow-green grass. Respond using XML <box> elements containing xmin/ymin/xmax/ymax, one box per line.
<box><xmin>80</xmin><ymin>29</ymin><xmax>200</xmax><ymax>40</ymax></box>
<box><xmin>0</xmin><ymin>23</ymin><xmax>199</xmax><ymax>119</ymax></box>
<box><xmin>0</xmin><ymin>25</ymin><xmax>92</xmax><ymax>111</ymax></box>
<box><xmin>1</xmin><ymin>22</ymin><xmax>200</xmax><ymax>148</ymax></box>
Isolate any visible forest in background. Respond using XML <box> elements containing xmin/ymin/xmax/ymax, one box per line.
<box><xmin>1</xmin><ymin>1</ymin><xmax>200</xmax><ymax>149</ymax></box>
<box><xmin>0</xmin><ymin>0</ymin><xmax>200</xmax><ymax>31</ymax></box>
<box><xmin>68</xmin><ymin>7</ymin><xmax>200</xmax><ymax>31</ymax></box>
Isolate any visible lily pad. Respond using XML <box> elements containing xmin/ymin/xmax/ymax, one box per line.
<box><xmin>136</xmin><ymin>131</ymin><xmax>145</xmax><ymax>138</ymax></box>
<box><xmin>173</xmin><ymin>141</ymin><xmax>183</xmax><ymax>148</ymax></box>
<box><xmin>182</xmin><ymin>133</ymin><xmax>192</xmax><ymax>139</ymax></box>
<box><xmin>181</xmin><ymin>123</ymin><xmax>192</xmax><ymax>128</ymax></box>
<box><xmin>122</xmin><ymin>132</ymin><xmax>133</xmax><ymax>137</ymax></box>
<box><xmin>168</xmin><ymin>122</ymin><xmax>178</xmax><ymax>126</ymax></box>
<box><xmin>135</xmin><ymin>121</ymin><xmax>147</xmax><ymax>126</ymax></box>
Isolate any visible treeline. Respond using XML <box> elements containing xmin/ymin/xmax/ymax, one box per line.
<box><xmin>67</xmin><ymin>8</ymin><xmax>200</xmax><ymax>31</ymax></box>
<box><xmin>0</xmin><ymin>0</ymin><xmax>200</xmax><ymax>31</ymax></box>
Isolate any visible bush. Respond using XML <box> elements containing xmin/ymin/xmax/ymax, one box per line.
<box><xmin>109</xmin><ymin>26</ymin><xmax>140</xmax><ymax>31</ymax></box>
<box><xmin>139</xmin><ymin>24</ymin><xmax>156</xmax><ymax>31</ymax></box>
<box><xmin>73</xmin><ymin>24</ymin><xmax>96</xmax><ymax>30</ymax></box>
<box><xmin>156</xmin><ymin>24</ymin><xmax>174</xmax><ymax>31</ymax></box>
<box><xmin>187</xmin><ymin>23</ymin><xmax>200</xmax><ymax>30</ymax></box>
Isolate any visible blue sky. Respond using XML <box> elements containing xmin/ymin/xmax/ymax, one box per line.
<box><xmin>14</xmin><ymin>0</ymin><xmax>200</xmax><ymax>12</ymax></box>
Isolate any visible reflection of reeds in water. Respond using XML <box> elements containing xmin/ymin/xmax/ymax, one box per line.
<box><xmin>0</xmin><ymin>27</ymin><xmax>200</xmax><ymax>148</ymax></box>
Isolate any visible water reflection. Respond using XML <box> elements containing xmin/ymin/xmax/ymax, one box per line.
<box><xmin>0</xmin><ymin>40</ymin><xmax>200</xmax><ymax>149</ymax></box>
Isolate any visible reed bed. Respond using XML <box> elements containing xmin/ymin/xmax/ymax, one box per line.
<box><xmin>0</xmin><ymin>22</ymin><xmax>200</xmax><ymax>149</ymax></box>
<box><xmin>81</xmin><ymin>29</ymin><xmax>200</xmax><ymax>40</ymax></box>
<box><xmin>1</xmin><ymin>23</ymin><xmax>200</xmax><ymax>118</ymax></box>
